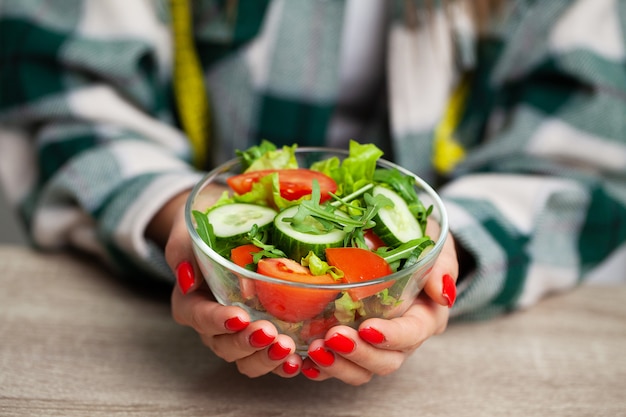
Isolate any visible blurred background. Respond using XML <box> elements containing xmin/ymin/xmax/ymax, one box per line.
<box><xmin>0</xmin><ymin>186</ymin><xmax>26</xmax><ymax>245</ymax></box>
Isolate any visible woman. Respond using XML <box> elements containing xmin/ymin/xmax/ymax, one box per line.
<box><xmin>1</xmin><ymin>0</ymin><xmax>624</xmax><ymax>385</ymax></box>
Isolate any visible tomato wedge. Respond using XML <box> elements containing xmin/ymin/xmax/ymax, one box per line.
<box><xmin>255</xmin><ymin>258</ymin><xmax>339</xmax><ymax>322</ymax></box>
<box><xmin>226</xmin><ymin>169</ymin><xmax>337</xmax><ymax>203</ymax></box>
<box><xmin>230</xmin><ymin>244</ymin><xmax>262</xmax><ymax>300</ymax></box>
<box><xmin>231</xmin><ymin>244</ymin><xmax>262</xmax><ymax>268</ymax></box>
<box><xmin>325</xmin><ymin>247</ymin><xmax>393</xmax><ymax>300</ymax></box>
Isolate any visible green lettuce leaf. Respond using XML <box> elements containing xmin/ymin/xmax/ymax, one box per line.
<box><xmin>301</xmin><ymin>252</ymin><xmax>343</xmax><ymax>280</ymax></box>
<box><xmin>334</xmin><ymin>292</ymin><xmax>366</xmax><ymax>323</ymax></box>
<box><xmin>311</xmin><ymin>140</ymin><xmax>383</xmax><ymax>196</ymax></box>
<box><xmin>245</xmin><ymin>144</ymin><xmax>298</xmax><ymax>172</ymax></box>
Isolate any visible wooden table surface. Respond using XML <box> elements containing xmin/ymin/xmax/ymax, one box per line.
<box><xmin>0</xmin><ymin>245</ymin><xmax>625</xmax><ymax>417</ymax></box>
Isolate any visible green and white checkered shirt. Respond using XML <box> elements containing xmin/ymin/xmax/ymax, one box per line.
<box><xmin>1</xmin><ymin>0</ymin><xmax>625</xmax><ymax>320</ymax></box>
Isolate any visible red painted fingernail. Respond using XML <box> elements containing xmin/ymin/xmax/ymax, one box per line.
<box><xmin>308</xmin><ymin>346</ymin><xmax>335</xmax><ymax>367</ymax></box>
<box><xmin>442</xmin><ymin>274</ymin><xmax>457</xmax><ymax>308</ymax></box>
<box><xmin>282</xmin><ymin>361</ymin><xmax>300</xmax><ymax>375</ymax></box>
<box><xmin>301</xmin><ymin>364</ymin><xmax>320</xmax><ymax>379</ymax></box>
<box><xmin>176</xmin><ymin>261</ymin><xmax>195</xmax><ymax>295</ymax></box>
<box><xmin>249</xmin><ymin>329</ymin><xmax>275</xmax><ymax>348</ymax></box>
<box><xmin>224</xmin><ymin>316</ymin><xmax>249</xmax><ymax>332</ymax></box>
<box><xmin>358</xmin><ymin>327</ymin><xmax>385</xmax><ymax>345</ymax></box>
<box><xmin>325</xmin><ymin>333</ymin><xmax>355</xmax><ymax>354</ymax></box>
<box><xmin>268</xmin><ymin>342</ymin><xmax>291</xmax><ymax>361</ymax></box>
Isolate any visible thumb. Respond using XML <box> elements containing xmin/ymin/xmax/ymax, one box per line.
<box><xmin>422</xmin><ymin>225</ymin><xmax>459</xmax><ymax>308</ymax></box>
<box><xmin>163</xmin><ymin>195</ymin><xmax>202</xmax><ymax>295</ymax></box>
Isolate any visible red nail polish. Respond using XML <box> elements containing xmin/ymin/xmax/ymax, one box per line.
<box><xmin>308</xmin><ymin>346</ymin><xmax>335</xmax><ymax>367</ymax></box>
<box><xmin>176</xmin><ymin>261</ymin><xmax>195</xmax><ymax>295</ymax></box>
<box><xmin>301</xmin><ymin>364</ymin><xmax>320</xmax><ymax>379</ymax></box>
<box><xmin>358</xmin><ymin>327</ymin><xmax>385</xmax><ymax>345</ymax></box>
<box><xmin>325</xmin><ymin>333</ymin><xmax>355</xmax><ymax>354</ymax></box>
<box><xmin>224</xmin><ymin>316</ymin><xmax>249</xmax><ymax>332</ymax></box>
<box><xmin>268</xmin><ymin>342</ymin><xmax>291</xmax><ymax>361</ymax></box>
<box><xmin>282</xmin><ymin>361</ymin><xmax>299</xmax><ymax>375</ymax></box>
<box><xmin>249</xmin><ymin>329</ymin><xmax>275</xmax><ymax>348</ymax></box>
<box><xmin>442</xmin><ymin>274</ymin><xmax>457</xmax><ymax>308</ymax></box>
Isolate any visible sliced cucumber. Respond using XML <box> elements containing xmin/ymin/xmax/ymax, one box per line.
<box><xmin>372</xmin><ymin>185</ymin><xmax>422</xmax><ymax>246</ymax></box>
<box><xmin>207</xmin><ymin>203</ymin><xmax>277</xmax><ymax>239</ymax></box>
<box><xmin>273</xmin><ymin>205</ymin><xmax>347</xmax><ymax>261</ymax></box>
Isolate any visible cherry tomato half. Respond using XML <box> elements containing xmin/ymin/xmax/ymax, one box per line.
<box><xmin>363</xmin><ymin>229</ymin><xmax>387</xmax><ymax>251</ymax></box>
<box><xmin>226</xmin><ymin>169</ymin><xmax>337</xmax><ymax>203</ymax></box>
<box><xmin>255</xmin><ymin>258</ymin><xmax>339</xmax><ymax>322</ymax></box>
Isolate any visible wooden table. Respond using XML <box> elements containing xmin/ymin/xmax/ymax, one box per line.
<box><xmin>1</xmin><ymin>246</ymin><xmax>624</xmax><ymax>417</ymax></box>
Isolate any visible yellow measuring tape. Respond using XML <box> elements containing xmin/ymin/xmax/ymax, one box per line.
<box><xmin>433</xmin><ymin>76</ymin><xmax>469</xmax><ymax>175</ymax></box>
<box><xmin>170</xmin><ymin>0</ymin><xmax>210</xmax><ymax>168</ymax></box>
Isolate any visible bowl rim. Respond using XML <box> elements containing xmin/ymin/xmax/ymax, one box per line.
<box><xmin>185</xmin><ymin>146</ymin><xmax>449</xmax><ymax>290</ymax></box>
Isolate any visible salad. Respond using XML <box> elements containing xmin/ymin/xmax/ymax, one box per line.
<box><xmin>192</xmin><ymin>140</ymin><xmax>435</xmax><ymax>343</ymax></box>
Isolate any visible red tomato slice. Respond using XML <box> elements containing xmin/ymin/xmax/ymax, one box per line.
<box><xmin>255</xmin><ymin>258</ymin><xmax>339</xmax><ymax>322</ymax></box>
<box><xmin>363</xmin><ymin>229</ymin><xmax>386</xmax><ymax>251</ymax></box>
<box><xmin>325</xmin><ymin>247</ymin><xmax>393</xmax><ymax>300</ymax></box>
<box><xmin>230</xmin><ymin>244</ymin><xmax>262</xmax><ymax>300</ymax></box>
<box><xmin>226</xmin><ymin>169</ymin><xmax>337</xmax><ymax>203</ymax></box>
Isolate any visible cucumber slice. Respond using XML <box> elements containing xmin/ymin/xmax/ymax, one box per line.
<box><xmin>273</xmin><ymin>205</ymin><xmax>347</xmax><ymax>261</ymax></box>
<box><xmin>372</xmin><ymin>185</ymin><xmax>422</xmax><ymax>246</ymax></box>
<box><xmin>207</xmin><ymin>203</ymin><xmax>277</xmax><ymax>239</ymax></box>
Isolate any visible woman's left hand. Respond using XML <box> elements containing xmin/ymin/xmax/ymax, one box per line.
<box><xmin>301</xmin><ymin>222</ymin><xmax>458</xmax><ymax>385</ymax></box>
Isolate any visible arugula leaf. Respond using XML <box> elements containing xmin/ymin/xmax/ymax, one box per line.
<box><xmin>284</xmin><ymin>181</ymin><xmax>378</xmax><ymax>237</ymax></box>
<box><xmin>373</xmin><ymin>168</ymin><xmax>432</xmax><ymax>234</ymax></box>
<box><xmin>192</xmin><ymin>210</ymin><xmax>237</xmax><ymax>257</ymax></box>
<box><xmin>377</xmin><ymin>237</ymin><xmax>435</xmax><ymax>267</ymax></box>
<box><xmin>193</xmin><ymin>210</ymin><xmax>215</xmax><ymax>247</ymax></box>
<box><xmin>246</xmin><ymin>225</ymin><xmax>287</xmax><ymax>261</ymax></box>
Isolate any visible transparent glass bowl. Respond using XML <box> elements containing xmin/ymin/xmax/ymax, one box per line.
<box><xmin>185</xmin><ymin>148</ymin><xmax>448</xmax><ymax>354</ymax></box>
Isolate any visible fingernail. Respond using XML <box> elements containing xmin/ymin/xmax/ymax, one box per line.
<box><xmin>282</xmin><ymin>361</ymin><xmax>300</xmax><ymax>375</ymax></box>
<box><xmin>249</xmin><ymin>329</ymin><xmax>275</xmax><ymax>348</ymax></box>
<box><xmin>308</xmin><ymin>346</ymin><xmax>335</xmax><ymax>367</ymax></box>
<box><xmin>224</xmin><ymin>316</ymin><xmax>249</xmax><ymax>332</ymax></box>
<box><xmin>325</xmin><ymin>333</ymin><xmax>355</xmax><ymax>354</ymax></box>
<box><xmin>268</xmin><ymin>342</ymin><xmax>291</xmax><ymax>361</ymax></box>
<box><xmin>176</xmin><ymin>261</ymin><xmax>195</xmax><ymax>295</ymax></box>
<box><xmin>442</xmin><ymin>274</ymin><xmax>457</xmax><ymax>308</ymax></box>
<box><xmin>301</xmin><ymin>364</ymin><xmax>320</xmax><ymax>379</ymax></box>
<box><xmin>358</xmin><ymin>327</ymin><xmax>385</xmax><ymax>345</ymax></box>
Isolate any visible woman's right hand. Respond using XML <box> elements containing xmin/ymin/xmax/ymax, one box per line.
<box><xmin>170</xmin><ymin>276</ymin><xmax>303</xmax><ymax>378</ymax></box>
<box><xmin>149</xmin><ymin>189</ymin><xmax>303</xmax><ymax>378</ymax></box>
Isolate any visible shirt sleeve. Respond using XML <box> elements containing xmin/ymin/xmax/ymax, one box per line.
<box><xmin>445</xmin><ymin>0</ymin><xmax>626</xmax><ymax>320</ymax></box>
<box><xmin>0</xmin><ymin>1</ymin><xmax>202</xmax><ymax>282</ymax></box>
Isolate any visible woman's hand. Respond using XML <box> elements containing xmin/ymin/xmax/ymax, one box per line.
<box><xmin>148</xmin><ymin>188</ymin><xmax>303</xmax><ymax>378</ymax></box>
<box><xmin>300</xmin><ymin>221</ymin><xmax>458</xmax><ymax>385</ymax></box>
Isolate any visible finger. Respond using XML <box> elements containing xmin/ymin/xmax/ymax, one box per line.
<box><xmin>202</xmin><ymin>320</ymin><xmax>277</xmax><ymax>363</ymax></box>
<box><xmin>304</xmin><ymin>339</ymin><xmax>374</xmax><ymax>385</ymax></box>
<box><xmin>234</xmin><ymin>334</ymin><xmax>298</xmax><ymax>378</ymax></box>
<box><xmin>165</xmin><ymin>209</ymin><xmax>203</xmax><ymax>295</ymax></box>
<box><xmin>273</xmin><ymin>353</ymin><xmax>303</xmax><ymax>378</ymax></box>
<box><xmin>423</xmin><ymin>228</ymin><xmax>459</xmax><ymax>308</ymax></box>
<box><xmin>321</xmin><ymin>328</ymin><xmax>406</xmax><ymax>379</ymax></box>
<box><xmin>171</xmin><ymin>287</ymin><xmax>250</xmax><ymax>336</ymax></box>
<box><xmin>357</xmin><ymin>295</ymin><xmax>450</xmax><ymax>353</ymax></box>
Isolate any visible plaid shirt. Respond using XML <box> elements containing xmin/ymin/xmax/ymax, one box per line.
<box><xmin>1</xmin><ymin>0</ymin><xmax>625</xmax><ymax>320</ymax></box>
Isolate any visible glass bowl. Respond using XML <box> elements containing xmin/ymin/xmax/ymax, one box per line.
<box><xmin>185</xmin><ymin>147</ymin><xmax>448</xmax><ymax>355</ymax></box>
